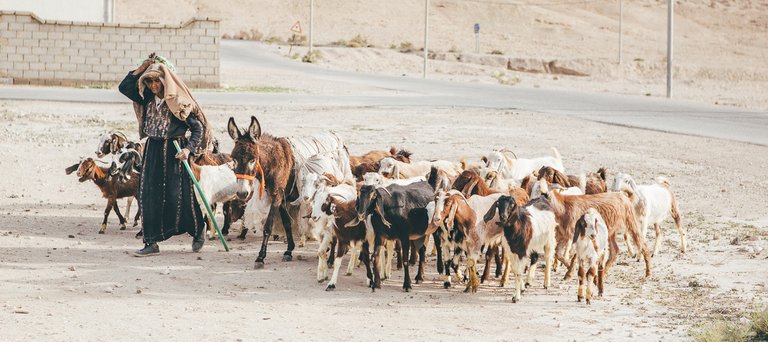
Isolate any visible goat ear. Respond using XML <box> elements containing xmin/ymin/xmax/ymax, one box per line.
<box><xmin>462</xmin><ymin>179</ymin><xmax>479</xmax><ymax>196</ymax></box>
<box><xmin>481</xmin><ymin>156</ymin><xmax>488</xmax><ymax>164</ymax></box>
<box><xmin>573</xmin><ymin>216</ymin><xmax>586</xmax><ymax>244</ymax></box>
<box><xmin>482</xmin><ymin>200</ymin><xmax>499</xmax><ymax>223</ymax></box>
<box><xmin>248</xmin><ymin>116</ymin><xmax>261</xmax><ymax>140</ymax></box>
<box><xmin>391</xmin><ymin>161</ymin><xmax>400</xmax><ymax>180</ymax></box>
<box><xmin>227</xmin><ymin>117</ymin><xmax>240</xmax><ymax>140</ymax></box>
<box><xmin>65</xmin><ymin>163</ymin><xmax>80</xmax><ymax>175</ymax></box>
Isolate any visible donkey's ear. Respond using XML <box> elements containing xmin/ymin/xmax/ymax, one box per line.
<box><xmin>248</xmin><ymin>116</ymin><xmax>261</xmax><ymax>141</ymax></box>
<box><xmin>227</xmin><ymin>117</ymin><xmax>240</xmax><ymax>140</ymax></box>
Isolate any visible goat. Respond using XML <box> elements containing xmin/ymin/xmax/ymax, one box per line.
<box><xmin>65</xmin><ymin>158</ymin><xmax>140</xmax><ymax>234</ymax></box>
<box><xmin>611</xmin><ymin>173</ymin><xmax>685</xmax><ymax>257</ymax></box>
<box><xmin>353</xmin><ymin>181</ymin><xmax>436</xmax><ymax>291</ymax></box>
<box><xmin>312</xmin><ymin>182</ymin><xmax>374</xmax><ymax>290</ymax></box>
<box><xmin>481</xmin><ymin>169</ymin><xmax>521</xmax><ymax>193</ymax></box>
<box><xmin>378</xmin><ymin>157</ymin><xmax>461</xmax><ymax>180</ymax></box>
<box><xmin>572</xmin><ymin>208</ymin><xmax>609</xmax><ymax>304</ymax></box>
<box><xmin>432</xmin><ymin>189</ymin><xmax>505</xmax><ymax>292</ymax></box>
<box><xmin>538</xmin><ymin>180</ymin><xmax>651</xmax><ymax>281</ymax></box>
<box><xmin>530</xmin><ymin>180</ymin><xmax>584</xmax><ymax>199</ymax></box>
<box><xmin>349</xmin><ymin>147</ymin><xmax>411</xmax><ymax>169</ymax></box>
<box><xmin>537</xmin><ymin>166</ymin><xmax>608</xmax><ymax>195</ymax></box>
<box><xmin>490</xmin><ymin>195</ymin><xmax>557</xmax><ymax>303</ymax></box>
<box><xmin>485</xmin><ymin>147</ymin><xmax>564</xmax><ymax>180</ymax></box>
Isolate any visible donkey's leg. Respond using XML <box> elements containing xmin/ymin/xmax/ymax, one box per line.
<box><xmin>279</xmin><ymin>205</ymin><xmax>295</xmax><ymax>261</ymax></box>
<box><xmin>254</xmin><ymin>204</ymin><xmax>280</xmax><ymax>269</ymax></box>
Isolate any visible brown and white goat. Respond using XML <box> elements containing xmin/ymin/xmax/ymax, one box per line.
<box><xmin>538</xmin><ymin>180</ymin><xmax>651</xmax><ymax>280</ymax></box>
<box><xmin>318</xmin><ymin>187</ymin><xmax>374</xmax><ymax>291</ymax></box>
<box><xmin>379</xmin><ymin>157</ymin><xmax>461</xmax><ymax>180</ymax></box>
<box><xmin>537</xmin><ymin>166</ymin><xmax>608</xmax><ymax>195</ymax></box>
<box><xmin>65</xmin><ymin>158</ymin><xmax>140</xmax><ymax>234</ymax></box>
<box><xmin>349</xmin><ymin>147</ymin><xmax>411</xmax><ymax>170</ymax></box>
<box><xmin>432</xmin><ymin>190</ymin><xmax>505</xmax><ymax>292</ymax></box>
<box><xmin>572</xmin><ymin>208</ymin><xmax>609</xmax><ymax>304</ymax></box>
<box><xmin>490</xmin><ymin>195</ymin><xmax>557</xmax><ymax>303</ymax></box>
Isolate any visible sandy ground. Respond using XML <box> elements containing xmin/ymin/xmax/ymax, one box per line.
<box><xmin>0</xmin><ymin>98</ymin><xmax>766</xmax><ymax>340</ymax></box>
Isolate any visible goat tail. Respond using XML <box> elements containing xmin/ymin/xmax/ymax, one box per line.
<box><xmin>459</xmin><ymin>159</ymin><xmax>468</xmax><ymax>171</ymax></box>
<box><xmin>619</xmin><ymin>185</ymin><xmax>636</xmax><ymax>202</ymax></box>
<box><xmin>655</xmin><ymin>176</ymin><xmax>671</xmax><ymax>188</ymax></box>
<box><xmin>551</xmin><ymin>147</ymin><xmax>562</xmax><ymax>162</ymax></box>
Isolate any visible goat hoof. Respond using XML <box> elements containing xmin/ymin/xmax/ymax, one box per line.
<box><xmin>119</xmin><ymin>224</ymin><xmax>126</xmax><ymax>230</ymax></box>
<box><xmin>325</xmin><ymin>284</ymin><xmax>336</xmax><ymax>291</ymax></box>
<box><xmin>98</xmin><ymin>230</ymin><xmax>105</xmax><ymax>234</ymax></box>
<box><xmin>525</xmin><ymin>282</ymin><xmax>531</xmax><ymax>289</ymax></box>
<box><xmin>577</xmin><ymin>296</ymin><xmax>583</xmax><ymax>302</ymax></box>
<box><xmin>282</xmin><ymin>254</ymin><xmax>293</xmax><ymax>262</ymax></box>
<box><xmin>254</xmin><ymin>261</ymin><xmax>265</xmax><ymax>269</ymax></box>
<box><xmin>511</xmin><ymin>297</ymin><xmax>518</xmax><ymax>303</ymax></box>
<box><xmin>134</xmin><ymin>232</ymin><xmax>143</xmax><ymax>239</ymax></box>
<box><xmin>237</xmin><ymin>229</ymin><xmax>248</xmax><ymax>240</ymax></box>
<box><xmin>403</xmin><ymin>287</ymin><xmax>411</xmax><ymax>293</ymax></box>
<box><xmin>133</xmin><ymin>221</ymin><xmax>139</xmax><ymax>227</ymax></box>
<box><xmin>586</xmin><ymin>299</ymin><xmax>591</xmax><ymax>305</ymax></box>
<box><xmin>443</xmin><ymin>282</ymin><xmax>451</xmax><ymax>289</ymax></box>
<box><xmin>414</xmin><ymin>278</ymin><xmax>422</xmax><ymax>284</ymax></box>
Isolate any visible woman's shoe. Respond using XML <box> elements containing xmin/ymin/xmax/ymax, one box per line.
<box><xmin>133</xmin><ymin>243</ymin><xmax>159</xmax><ymax>257</ymax></box>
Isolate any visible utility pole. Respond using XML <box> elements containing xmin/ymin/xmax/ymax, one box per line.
<box><xmin>309</xmin><ymin>0</ymin><xmax>315</xmax><ymax>53</ymax></box>
<box><xmin>618</xmin><ymin>0</ymin><xmax>623</xmax><ymax>64</ymax></box>
<box><xmin>423</xmin><ymin>0</ymin><xmax>429</xmax><ymax>79</ymax></box>
<box><xmin>666</xmin><ymin>0</ymin><xmax>673</xmax><ymax>98</ymax></box>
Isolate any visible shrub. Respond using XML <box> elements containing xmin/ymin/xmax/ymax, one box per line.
<box><xmin>347</xmin><ymin>34</ymin><xmax>370</xmax><ymax>48</ymax></box>
<box><xmin>752</xmin><ymin>308</ymin><xmax>768</xmax><ymax>339</ymax></box>
<box><xmin>264</xmin><ymin>36</ymin><xmax>283</xmax><ymax>44</ymax></box>
<box><xmin>302</xmin><ymin>50</ymin><xmax>322</xmax><ymax>63</ymax></box>
<box><xmin>399</xmin><ymin>41</ymin><xmax>415</xmax><ymax>53</ymax></box>
<box><xmin>234</xmin><ymin>29</ymin><xmax>264</xmax><ymax>41</ymax></box>
<box><xmin>489</xmin><ymin>49</ymin><xmax>504</xmax><ymax>55</ymax></box>
<box><xmin>448</xmin><ymin>45</ymin><xmax>461</xmax><ymax>53</ymax></box>
<box><xmin>694</xmin><ymin>320</ymin><xmax>753</xmax><ymax>342</ymax></box>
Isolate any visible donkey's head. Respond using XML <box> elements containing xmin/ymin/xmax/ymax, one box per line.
<box><xmin>228</xmin><ymin>116</ymin><xmax>263</xmax><ymax>201</ymax></box>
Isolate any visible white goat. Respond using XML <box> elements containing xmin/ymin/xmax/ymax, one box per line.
<box><xmin>611</xmin><ymin>173</ymin><xmax>685</xmax><ymax>257</ymax></box>
<box><xmin>378</xmin><ymin>157</ymin><xmax>462</xmax><ymax>180</ymax></box>
<box><xmin>572</xmin><ymin>208</ymin><xmax>609</xmax><ymax>304</ymax></box>
<box><xmin>485</xmin><ymin>147</ymin><xmax>564</xmax><ymax>180</ymax></box>
<box><xmin>480</xmin><ymin>169</ymin><xmax>521</xmax><ymax>193</ymax></box>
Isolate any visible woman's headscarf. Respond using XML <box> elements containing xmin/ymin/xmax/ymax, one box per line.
<box><xmin>133</xmin><ymin>63</ymin><xmax>213</xmax><ymax>155</ymax></box>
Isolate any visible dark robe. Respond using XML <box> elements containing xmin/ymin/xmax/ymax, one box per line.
<box><xmin>119</xmin><ymin>72</ymin><xmax>205</xmax><ymax>244</ymax></box>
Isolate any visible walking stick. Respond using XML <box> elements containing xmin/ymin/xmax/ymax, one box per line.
<box><xmin>173</xmin><ymin>141</ymin><xmax>229</xmax><ymax>252</ymax></box>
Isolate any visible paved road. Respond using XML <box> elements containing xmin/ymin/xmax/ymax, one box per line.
<box><xmin>1</xmin><ymin>40</ymin><xmax>766</xmax><ymax>145</ymax></box>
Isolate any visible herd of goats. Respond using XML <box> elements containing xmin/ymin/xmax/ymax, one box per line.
<box><xmin>64</xmin><ymin>116</ymin><xmax>687</xmax><ymax>304</ymax></box>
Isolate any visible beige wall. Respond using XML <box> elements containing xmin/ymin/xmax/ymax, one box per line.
<box><xmin>0</xmin><ymin>11</ymin><xmax>219</xmax><ymax>87</ymax></box>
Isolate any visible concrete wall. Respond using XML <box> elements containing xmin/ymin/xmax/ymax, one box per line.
<box><xmin>0</xmin><ymin>11</ymin><xmax>220</xmax><ymax>87</ymax></box>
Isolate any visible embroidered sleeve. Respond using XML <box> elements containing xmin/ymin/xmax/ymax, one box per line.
<box><xmin>185</xmin><ymin>115</ymin><xmax>203</xmax><ymax>152</ymax></box>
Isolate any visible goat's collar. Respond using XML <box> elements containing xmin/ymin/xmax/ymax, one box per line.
<box><xmin>591</xmin><ymin>238</ymin><xmax>599</xmax><ymax>253</ymax></box>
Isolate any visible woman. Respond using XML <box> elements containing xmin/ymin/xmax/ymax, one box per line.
<box><xmin>119</xmin><ymin>53</ymin><xmax>208</xmax><ymax>256</ymax></box>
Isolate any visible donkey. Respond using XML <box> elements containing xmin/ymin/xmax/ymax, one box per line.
<box><xmin>228</xmin><ymin>116</ymin><xmax>297</xmax><ymax>268</ymax></box>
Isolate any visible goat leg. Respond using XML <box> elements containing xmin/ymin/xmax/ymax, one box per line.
<box><xmin>112</xmin><ymin>198</ymin><xmax>127</xmax><ymax>230</ymax></box>
<box><xmin>132</xmin><ymin>196</ymin><xmax>141</xmax><ymax>227</ymax></box>
<box><xmin>100</xmin><ymin>199</ymin><xmax>114</xmax><ymax>234</ymax></box>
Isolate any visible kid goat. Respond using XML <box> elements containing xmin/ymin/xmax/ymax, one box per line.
<box><xmin>572</xmin><ymin>208</ymin><xmax>609</xmax><ymax>304</ymax></box>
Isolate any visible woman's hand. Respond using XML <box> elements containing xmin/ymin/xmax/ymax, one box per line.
<box><xmin>132</xmin><ymin>52</ymin><xmax>157</xmax><ymax>75</ymax></box>
<box><xmin>175</xmin><ymin>148</ymin><xmax>190</xmax><ymax>161</ymax></box>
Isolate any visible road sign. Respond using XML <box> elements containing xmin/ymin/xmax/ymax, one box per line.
<box><xmin>290</xmin><ymin>21</ymin><xmax>302</xmax><ymax>34</ymax></box>
<box><xmin>474</xmin><ymin>23</ymin><xmax>480</xmax><ymax>34</ymax></box>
